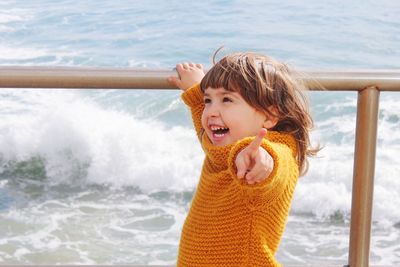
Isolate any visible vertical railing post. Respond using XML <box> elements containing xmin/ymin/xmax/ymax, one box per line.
<box><xmin>348</xmin><ymin>86</ymin><xmax>380</xmax><ymax>267</ymax></box>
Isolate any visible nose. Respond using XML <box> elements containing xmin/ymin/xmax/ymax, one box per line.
<box><xmin>206</xmin><ymin>102</ymin><xmax>220</xmax><ymax>117</ymax></box>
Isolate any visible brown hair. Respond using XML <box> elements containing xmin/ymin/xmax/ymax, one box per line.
<box><xmin>200</xmin><ymin>51</ymin><xmax>319</xmax><ymax>175</ymax></box>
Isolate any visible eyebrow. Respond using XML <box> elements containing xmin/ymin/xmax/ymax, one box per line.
<box><xmin>203</xmin><ymin>91</ymin><xmax>236</xmax><ymax>97</ymax></box>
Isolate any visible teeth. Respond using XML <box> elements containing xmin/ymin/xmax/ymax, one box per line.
<box><xmin>210</xmin><ymin>125</ymin><xmax>228</xmax><ymax>131</ymax></box>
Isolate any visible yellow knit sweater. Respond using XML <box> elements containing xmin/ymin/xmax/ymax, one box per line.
<box><xmin>177</xmin><ymin>84</ymin><xmax>299</xmax><ymax>267</ymax></box>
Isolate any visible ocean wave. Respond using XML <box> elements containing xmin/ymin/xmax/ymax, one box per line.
<box><xmin>0</xmin><ymin>89</ymin><xmax>202</xmax><ymax>193</ymax></box>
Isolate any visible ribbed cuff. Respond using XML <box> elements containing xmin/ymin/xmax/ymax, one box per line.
<box><xmin>181</xmin><ymin>83</ymin><xmax>203</xmax><ymax>107</ymax></box>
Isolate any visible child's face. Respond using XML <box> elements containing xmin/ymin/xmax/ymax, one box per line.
<box><xmin>201</xmin><ymin>87</ymin><xmax>267</xmax><ymax>146</ymax></box>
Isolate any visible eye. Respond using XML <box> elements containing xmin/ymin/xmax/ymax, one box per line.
<box><xmin>204</xmin><ymin>98</ymin><xmax>211</xmax><ymax>104</ymax></box>
<box><xmin>222</xmin><ymin>97</ymin><xmax>232</xmax><ymax>103</ymax></box>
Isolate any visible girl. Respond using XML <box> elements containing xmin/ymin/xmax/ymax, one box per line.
<box><xmin>168</xmin><ymin>52</ymin><xmax>317</xmax><ymax>267</ymax></box>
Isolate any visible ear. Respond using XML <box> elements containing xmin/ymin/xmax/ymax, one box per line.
<box><xmin>262</xmin><ymin>106</ymin><xmax>279</xmax><ymax>129</ymax></box>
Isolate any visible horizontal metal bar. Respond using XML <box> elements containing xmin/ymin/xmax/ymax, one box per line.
<box><xmin>304</xmin><ymin>70</ymin><xmax>400</xmax><ymax>91</ymax></box>
<box><xmin>0</xmin><ymin>66</ymin><xmax>400</xmax><ymax>91</ymax></box>
<box><xmin>0</xmin><ymin>66</ymin><xmax>175</xmax><ymax>89</ymax></box>
<box><xmin>0</xmin><ymin>266</ymin><xmax>373</xmax><ymax>267</ymax></box>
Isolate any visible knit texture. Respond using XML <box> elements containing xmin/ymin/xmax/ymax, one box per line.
<box><xmin>178</xmin><ymin>84</ymin><xmax>299</xmax><ymax>267</ymax></box>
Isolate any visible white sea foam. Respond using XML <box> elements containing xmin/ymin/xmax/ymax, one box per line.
<box><xmin>0</xmin><ymin>180</ymin><xmax>7</xmax><ymax>188</ymax></box>
<box><xmin>0</xmin><ymin>46</ymin><xmax>49</xmax><ymax>60</ymax></box>
<box><xmin>0</xmin><ymin>25</ymin><xmax>14</xmax><ymax>33</ymax></box>
<box><xmin>0</xmin><ymin>9</ymin><xmax>31</xmax><ymax>24</ymax></box>
<box><xmin>1</xmin><ymin>89</ymin><xmax>400</xmax><ymax>225</ymax></box>
<box><xmin>289</xmin><ymin>93</ymin><xmax>400</xmax><ymax>228</ymax></box>
<box><xmin>0</xmin><ymin>89</ymin><xmax>202</xmax><ymax>193</ymax></box>
<box><xmin>0</xmin><ymin>6</ymin><xmax>33</xmax><ymax>34</ymax></box>
<box><xmin>0</xmin><ymin>188</ymin><xmax>184</xmax><ymax>264</ymax></box>
<box><xmin>0</xmin><ymin>45</ymin><xmax>82</xmax><ymax>65</ymax></box>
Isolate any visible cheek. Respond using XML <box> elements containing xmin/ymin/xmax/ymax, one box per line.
<box><xmin>200</xmin><ymin>111</ymin><xmax>207</xmax><ymax>128</ymax></box>
<box><xmin>231</xmin><ymin>112</ymin><xmax>265</xmax><ymax>134</ymax></box>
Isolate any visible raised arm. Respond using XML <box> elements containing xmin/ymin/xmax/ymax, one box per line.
<box><xmin>168</xmin><ymin>63</ymin><xmax>205</xmax><ymax>139</ymax></box>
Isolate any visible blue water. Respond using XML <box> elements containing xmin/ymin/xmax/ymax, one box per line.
<box><xmin>0</xmin><ymin>0</ymin><xmax>400</xmax><ymax>265</ymax></box>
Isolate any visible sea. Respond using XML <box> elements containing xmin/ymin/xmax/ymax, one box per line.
<box><xmin>0</xmin><ymin>0</ymin><xmax>399</xmax><ymax>265</ymax></box>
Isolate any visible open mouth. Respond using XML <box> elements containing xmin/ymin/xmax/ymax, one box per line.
<box><xmin>210</xmin><ymin>125</ymin><xmax>229</xmax><ymax>137</ymax></box>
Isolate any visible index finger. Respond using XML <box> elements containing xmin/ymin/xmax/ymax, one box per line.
<box><xmin>248</xmin><ymin>128</ymin><xmax>268</xmax><ymax>152</ymax></box>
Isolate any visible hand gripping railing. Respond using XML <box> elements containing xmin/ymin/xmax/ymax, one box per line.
<box><xmin>1</xmin><ymin>66</ymin><xmax>400</xmax><ymax>267</ymax></box>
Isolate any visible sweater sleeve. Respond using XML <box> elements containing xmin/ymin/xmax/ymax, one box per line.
<box><xmin>181</xmin><ymin>83</ymin><xmax>204</xmax><ymax>140</ymax></box>
<box><xmin>227</xmin><ymin>132</ymin><xmax>299</xmax><ymax>209</ymax></box>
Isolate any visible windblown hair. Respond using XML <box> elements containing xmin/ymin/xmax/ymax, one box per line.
<box><xmin>200</xmin><ymin>51</ymin><xmax>318</xmax><ymax>175</ymax></box>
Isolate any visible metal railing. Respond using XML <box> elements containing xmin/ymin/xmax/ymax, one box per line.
<box><xmin>1</xmin><ymin>66</ymin><xmax>400</xmax><ymax>267</ymax></box>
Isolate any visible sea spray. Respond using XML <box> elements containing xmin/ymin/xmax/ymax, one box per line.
<box><xmin>0</xmin><ymin>89</ymin><xmax>203</xmax><ymax>192</ymax></box>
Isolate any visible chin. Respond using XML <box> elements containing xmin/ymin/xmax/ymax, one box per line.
<box><xmin>205</xmin><ymin>131</ymin><xmax>235</xmax><ymax>147</ymax></box>
<box><xmin>211</xmin><ymin>138</ymin><xmax>234</xmax><ymax>147</ymax></box>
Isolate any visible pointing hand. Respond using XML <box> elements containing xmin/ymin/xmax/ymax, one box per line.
<box><xmin>235</xmin><ymin>128</ymin><xmax>274</xmax><ymax>185</ymax></box>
